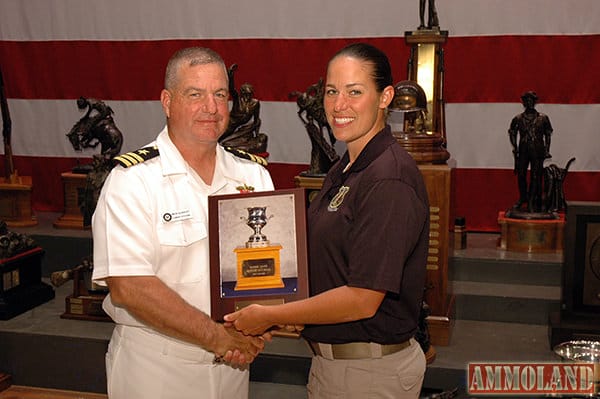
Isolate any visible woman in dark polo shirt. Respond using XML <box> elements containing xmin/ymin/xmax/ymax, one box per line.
<box><xmin>225</xmin><ymin>42</ymin><xmax>430</xmax><ymax>398</ymax></box>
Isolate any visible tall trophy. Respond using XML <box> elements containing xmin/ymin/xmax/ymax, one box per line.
<box><xmin>393</xmin><ymin>2</ymin><xmax>453</xmax><ymax>347</ymax></box>
<box><xmin>233</xmin><ymin>206</ymin><xmax>284</xmax><ymax>290</ymax></box>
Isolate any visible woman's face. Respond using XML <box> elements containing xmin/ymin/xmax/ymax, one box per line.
<box><xmin>323</xmin><ymin>56</ymin><xmax>393</xmax><ymax>152</ymax></box>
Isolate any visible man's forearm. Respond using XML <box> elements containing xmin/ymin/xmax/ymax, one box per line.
<box><xmin>106</xmin><ymin>276</ymin><xmax>222</xmax><ymax>352</ymax></box>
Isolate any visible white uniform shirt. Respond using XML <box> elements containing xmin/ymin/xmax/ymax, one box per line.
<box><xmin>92</xmin><ymin>127</ymin><xmax>274</xmax><ymax>327</ymax></box>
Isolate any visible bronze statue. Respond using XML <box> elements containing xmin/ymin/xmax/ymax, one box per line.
<box><xmin>419</xmin><ymin>0</ymin><xmax>439</xmax><ymax>30</ymax></box>
<box><xmin>544</xmin><ymin>157</ymin><xmax>575</xmax><ymax>213</ymax></box>
<box><xmin>66</xmin><ymin>97</ymin><xmax>124</xmax><ymax>226</ymax></box>
<box><xmin>290</xmin><ymin>79</ymin><xmax>339</xmax><ymax>176</ymax></box>
<box><xmin>67</xmin><ymin>97</ymin><xmax>123</xmax><ymax>161</ymax></box>
<box><xmin>0</xmin><ymin>65</ymin><xmax>15</xmax><ymax>182</ymax></box>
<box><xmin>218</xmin><ymin>64</ymin><xmax>268</xmax><ymax>154</ymax></box>
<box><xmin>508</xmin><ymin>91</ymin><xmax>553</xmax><ymax>214</ymax></box>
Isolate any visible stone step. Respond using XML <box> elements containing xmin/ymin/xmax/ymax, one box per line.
<box><xmin>448</xmin><ymin>233</ymin><xmax>564</xmax><ymax>325</ymax></box>
<box><xmin>451</xmin><ymin>280</ymin><xmax>561</xmax><ymax>324</ymax></box>
<box><xmin>450</xmin><ymin>233</ymin><xmax>563</xmax><ymax>286</ymax></box>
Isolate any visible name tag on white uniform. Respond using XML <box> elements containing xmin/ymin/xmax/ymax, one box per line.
<box><xmin>162</xmin><ymin>209</ymin><xmax>192</xmax><ymax>222</ymax></box>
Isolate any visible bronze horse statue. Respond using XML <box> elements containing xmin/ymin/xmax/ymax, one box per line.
<box><xmin>67</xmin><ymin>97</ymin><xmax>123</xmax><ymax>160</ymax></box>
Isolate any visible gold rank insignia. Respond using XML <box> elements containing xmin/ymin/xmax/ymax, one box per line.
<box><xmin>113</xmin><ymin>145</ymin><xmax>160</xmax><ymax>168</ymax></box>
<box><xmin>223</xmin><ymin>146</ymin><xmax>268</xmax><ymax>167</ymax></box>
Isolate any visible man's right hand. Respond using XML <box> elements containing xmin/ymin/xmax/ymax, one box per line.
<box><xmin>213</xmin><ymin>323</ymin><xmax>264</xmax><ymax>366</ymax></box>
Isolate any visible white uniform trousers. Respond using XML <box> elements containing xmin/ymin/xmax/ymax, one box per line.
<box><xmin>106</xmin><ymin>325</ymin><xmax>249</xmax><ymax>399</ymax></box>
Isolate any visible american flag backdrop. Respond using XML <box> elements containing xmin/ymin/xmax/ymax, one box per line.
<box><xmin>0</xmin><ymin>0</ymin><xmax>599</xmax><ymax>231</ymax></box>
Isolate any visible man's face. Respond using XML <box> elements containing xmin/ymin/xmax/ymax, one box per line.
<box><xmin>161</xmin><ymin>63</ymin><xmax>230</xmax><ymax>144</ymax></box>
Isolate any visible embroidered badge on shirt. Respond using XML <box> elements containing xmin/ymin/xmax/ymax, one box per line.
<box><xmin>162</xmin><ymin>209</ymin><xmax>192</xmax><ymax>222</ymax></box>
<box><xmin>328</xmin><ymin>186</ymin><xmax>350</xmax><ymax>212</ymax></box>
<box><xmin>236</xmin><ymin>184</ymin><xmax>255</xmax><ymax>193</ymax></box>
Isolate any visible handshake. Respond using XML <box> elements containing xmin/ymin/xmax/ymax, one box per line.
<box><xmin>213</xmin><ymin>304</ymin><xmax>304</xmax><ymax>367</ymax></box>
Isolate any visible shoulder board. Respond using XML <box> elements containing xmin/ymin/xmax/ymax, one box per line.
<box><xmin>113</xmin><ymin>145</ymin><xmax>160</xmax><ymax>168</ymax></box>
<box><xmin>223</xmin><ymin>146</ymin><xmax>268</xmax><ymax>167</ymax></box>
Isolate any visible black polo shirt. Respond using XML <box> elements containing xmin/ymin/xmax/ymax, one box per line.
<box><xmin>301</xmin><ymin>126</ymin><xmax>429</xmax><ymax>345</ymax></box>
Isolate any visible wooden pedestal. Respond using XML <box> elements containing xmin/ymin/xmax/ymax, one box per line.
<box><xmin>60</xmin><ymin>267</ymin><xmax>110</xmax><ymax>322</ymax></box>
<box><xmin>498</xmin><ymin>211</ymin><xmax>565</xmax><ymax>253</ymax></box>
<box><xmin>0</xmin><ymin>247</ymin><xmax>54</xmax><ymax>320</ymax></box>
<box><xmin>54</xmin><ymin>172</ymin><xmax>88</xmax><ymax>230</ymax></box>
<box><xmin>294</xmin><ymin>175</ymin><xmax>324</xmax><ymax>203</ymax></box>
<box><xmin>0</xmin><ymin>176</ymin><xmax>37</xmax><ymax>227</ymax></box>
<box><xmin>234</xmin><ymin>244</ymin><xmax>284</xmax><ymax>290</ymax></box>
<box><xmin>419</xmin><ymin>164</ymin><xmax>454</xmax><ymax>346</ymax></box>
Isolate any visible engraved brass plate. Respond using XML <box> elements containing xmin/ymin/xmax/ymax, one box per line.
<box><xmin>234</xmin><ymin>298</ymin><xmax>285</xmax><ymax>311</ymax></box>
<box><xmin>242</xmin><ymin>258</ymin><xmax>275</xmax><ymax>277</ymax></box>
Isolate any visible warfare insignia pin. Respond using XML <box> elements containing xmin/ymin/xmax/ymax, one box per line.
<box><xmin>328</xmin><ymin>186</ymin><xmax>350</xmax><ymax>212</ymax></box>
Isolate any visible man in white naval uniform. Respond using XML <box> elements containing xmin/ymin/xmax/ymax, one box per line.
<box><xmin>92</xmin><ymin>47</ymin><xmax>274</xmax><ymax>399</ymax></box>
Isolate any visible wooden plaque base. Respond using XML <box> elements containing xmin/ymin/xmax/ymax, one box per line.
<box><xmin>54</xmin><ymin>172</ymin><xmax>88</xmax><ymax>230</ymax></box>
<box><xmin>59</xmin><ymin>266</ymin><xmax>110</xmax><ymax>322</ymax></box>
<box><xmin>498</xmin><ymin>211</ymin><xmax>565</xmax><ymax>253</ymax></box>
<box><xmin>234</xmin><ymin>245</ymin><xmax>284</xmax><ymax>290</ymax></box>
<box><xmin>61</xmin><ymin>294</ymin><xmax>111</xmax><ymax>322</ymax></box>
<box><xmin>0</xmin><ymin>175</ymin><xmax>37</xmax><ymax>227</ymax></box>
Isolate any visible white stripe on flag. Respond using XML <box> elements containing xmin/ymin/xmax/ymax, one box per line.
<box><xmin>7</xmin><ymin>99</ymin><xmax>599</xmax><ymax>171</ymax></box>
<box><xmin>1</xmin><ymin>0</ymin><xmax>598</xmax><ymax>40</ymax></box>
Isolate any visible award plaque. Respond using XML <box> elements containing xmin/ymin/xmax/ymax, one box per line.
<box><xmin>208</xmin><ymin>188</ymin><xmax>309</xmax><ymax>321</ymax></box>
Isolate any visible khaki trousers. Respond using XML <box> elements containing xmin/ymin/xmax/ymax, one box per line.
<box><xmin>106</xmin><ymin>325</ymin><xmax>249</xmax><ymax>399</ymax></box>
<box><xmin>307</xmin><ymin>338</ymin><xmax>425</xmax><ymax>399</ymax></box>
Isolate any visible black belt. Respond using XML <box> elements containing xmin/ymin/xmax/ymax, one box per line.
<box><xmin>307</xmin><ymin>339</ymin><xmax>411</xmax><ymax>360</ymax></box>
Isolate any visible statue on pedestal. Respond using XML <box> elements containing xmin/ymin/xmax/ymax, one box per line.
<box><xmin>290</xmin><ymin>79</ymin><xmax>339</xmax><ymax>176</ymax></box>
<box><xmin>66</xmin><ymin>97</ymin><xmax>123</xmax><ymax>226</ymax></box>
<box><xmin>507</xmin><ymin>91</ymin><xmax>554</xmax><ymax>215</ymax></box>
<box><xmin>218</xmin><ymin>64</ymin><xmax>268</xmax><ymax>155</ymax></box>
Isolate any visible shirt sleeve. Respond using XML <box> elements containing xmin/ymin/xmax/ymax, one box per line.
<box><xmin>346</xmin><ymin>179</ymin><xmax>428</xmax><ymax>294</ymax></box>
<box><xmin>92</xmin><ymin>167</ymin><xmax>156</xmax><ymax>283</ymax></box>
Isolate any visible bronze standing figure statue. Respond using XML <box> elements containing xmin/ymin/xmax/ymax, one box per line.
<box><xmin>419</xmin><ymin>0</ymin><xmax>439</xmax><ymax>30</ymax></box>
<box><xmin>290</xmin><ymin>79</ymin><xmax>339</xmax><ymax>176</ymax></box>
<box><xmin>508</xmin><ymin>91</ymin><xmax>553</xmax><ymax>214</ymax></box>
<box><xmin>218</xmin><ymin>64</ymin><xmax>268</xmax><ymax>154</ymax></box>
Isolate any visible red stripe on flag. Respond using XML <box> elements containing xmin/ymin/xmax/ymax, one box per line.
<box><xmin>2</xmin><ymin>155</ymin><xmax>598</xmax><ymax>231</ymax></box>
<box><xmin>1</xmin><ymin>35</ymin><xmax>599</xmax><ymax>103</ymax></box>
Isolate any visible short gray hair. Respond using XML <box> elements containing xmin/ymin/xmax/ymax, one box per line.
<box><xmin>164</xmin><ymin>47</ymin><xmax>227</xmax><ymax>90</ymax></box>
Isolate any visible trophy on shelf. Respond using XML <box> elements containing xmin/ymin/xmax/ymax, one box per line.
<box><xmin>0</xmin><ymin>222</ymin><xmax>54</xmax><ymax>320</ymax></box>
<box><xmin>54</xmin><ymin>97</ymin><xmax>123</xmax><ymax>229</ymax></box>
<box><xmin>233</xmin><ymin>206</ymin><xmax>284</xmax><ymax>291</ymax></box>
<box><xmin>50</xmin><ymin>256</ymin><xmax>110</xmax><ymax>322</ymax></box>
<box><xmin>0</xmin><ymin>65</ymin><xmax>37</xmax><ymax>227</ymax></box>
<box><xmin>392</xmin><ymin>2</ymin><xmax>453</xmax><ymax>347</ymax></box>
